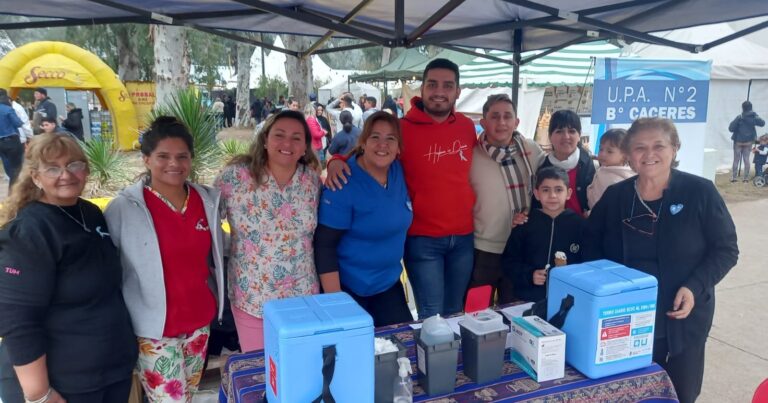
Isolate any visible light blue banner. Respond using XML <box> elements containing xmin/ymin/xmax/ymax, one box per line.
<box><xmin>591</xmin><ymin>58</ymin><xmax>711</xmax><ymax>124</ymax></box>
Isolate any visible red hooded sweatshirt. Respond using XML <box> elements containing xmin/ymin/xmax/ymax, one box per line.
<box><xmin>400</xmin><ymin>97</ymin><xmax>477</xmax><ymax>237</ymax></box>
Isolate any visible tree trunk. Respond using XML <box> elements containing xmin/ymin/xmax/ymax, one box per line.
<box><xmin>152</xmin><ymin>25</ymin><xmax>189</xmax><ymax>108</ymax></box>
<box><xmin>115</xmin><ymin>25</ymin><xmax>141</xmax><ymax>81</ymax></box>
<box><xmin>0</xmin><ymin>30</ymin><xmax>15</xmax><ymax>58</ymax></box>
<box><xmin>380</xmin><ymin>47</ymin><xmax>391</xmax><ymax>67</ymax></box>
<box><xmin>282</xmin><ymin>34</ymin><xmax>313</xmax><ymax>107</ymax></box>
<box><xmin>235</xmin><ymin>42</ymin><xmax>253</xmax><ymax>127</ymax></box>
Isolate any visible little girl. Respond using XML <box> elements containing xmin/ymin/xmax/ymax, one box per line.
<box><xmin>753</xmin><ymin>134</ymin><xmax>768</xmax><ymax>178</ymax></box>
<box><xmin>587</xmin><ymin>128</ymin><xmax>635</xmax><ymax>209</ymax></box>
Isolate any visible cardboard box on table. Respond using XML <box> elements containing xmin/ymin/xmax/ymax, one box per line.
<box><xmin>263</xmin><ymin>292</ymin><xmax>374</xmax><ymax>402</ymax></box>
<box><xmin>510</xmin><ymin>316</ymin><xmax>566</xmax><ymax>382</ymax></box>
<box><xmin>547</xmin><ymin>259</ymin><xmax>658</xmax><ymax>379</ymax></box>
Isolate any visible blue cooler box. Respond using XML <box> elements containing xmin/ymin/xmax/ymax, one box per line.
<box><xmin>547</xmin><ymin>260</ymin><xmax>658</xmax><ymax>379</ymax></box>
<box><xmin>264</xmin><ymin>292</ymin><xmax>374</xmax><ymax>403</ymax></box>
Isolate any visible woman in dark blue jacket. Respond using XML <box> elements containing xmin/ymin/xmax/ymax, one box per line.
<box><xmin>586</xmin><ymin>118</ymin><xmax>738</xmax><ymax>403</ymax></box>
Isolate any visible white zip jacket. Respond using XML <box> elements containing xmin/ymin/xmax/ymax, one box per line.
<box><xmin>104</xmin><ymin>180</ymin><xmax>225</xmax><ymax>339</ymax></box>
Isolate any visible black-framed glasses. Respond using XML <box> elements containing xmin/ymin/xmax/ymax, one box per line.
<box><xmin>38</xmin><ymin>161</ymin><xmax>87</xmax><ymax>178</ymax></box>
<box><xmin>622</xmin><ymin>212</ymin><xmax>658</xmax><ymax>237</ymax></box>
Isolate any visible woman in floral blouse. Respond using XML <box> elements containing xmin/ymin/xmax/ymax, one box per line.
<box><xmin>215</xmin><ymin>110</ymin><xmax>322</xmax><ymax>351</ymax></box>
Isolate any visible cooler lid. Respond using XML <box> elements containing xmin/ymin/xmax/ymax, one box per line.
<box><xmin>263</xmin><ymin>292</ymin><xmax>373</xmax><ymax>339</ymax></box>
<box><xmin>550</xmin><ymin>259</ymin><xmax>658</xmax><ymax>297</ymax></box>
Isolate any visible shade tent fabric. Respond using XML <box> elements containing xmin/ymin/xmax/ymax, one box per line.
<box><xmin>2</xmin><ymin>1</ymin><xmax>768</xmax><ymax>55</ymax></box>
<box><xmin>317</xmin><ymin>79</ymin><xmax>380</xmax><ymax>106</ymax></box>
<box><xmin>623</xmin><ymin>18</ymin><xmax>768</xmax><ymax>170</ymax></box>
<box><xmin>350</xmin><ymin>49</ymin><xmax>428</xmax><ymax>82</ymax></box>
<box><xmin>460</xmin><ymin>41</ymin><xmax>621</xmax><ymax>88</ymax></box>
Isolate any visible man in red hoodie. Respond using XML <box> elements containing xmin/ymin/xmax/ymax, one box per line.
<box><xmin>326</xmin><ymin>59</ymin><xmax>477</xmax><ymax>318</ymax></box>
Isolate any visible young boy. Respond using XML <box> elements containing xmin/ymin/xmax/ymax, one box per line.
<box><xmin>501</xmin><ymin>166</ymin><xmax>587</xmax><ymax>302</ymax></box>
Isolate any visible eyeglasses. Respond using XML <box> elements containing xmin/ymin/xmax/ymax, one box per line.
<box><xmin>622</xmin><ymin>213</ymin><xmax>658</xmax><ymax>237</ymax></box>
<box><xmin>38</xmin><ymin>161</ymin><xmax>87</xmax><ymax>178</ymax></box>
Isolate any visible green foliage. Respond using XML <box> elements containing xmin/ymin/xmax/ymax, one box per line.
<box><xmin>188</xmin><ymin>29</ymin><xmax>235</xmax><ymax>91</ymax></box>
<box><xmin>251</xmin><ymin>75</ymin><xmax>289</xmax><ymax>101</ymax></box>
<box><xmin>219</xmin><ymin>139</ymin><xmax>249</xmax><ymax>160</ymax></box>
<box><xmin>64</xmin><ymin>24</ymin><xmax>155</xmax><ymax>80</ymax></box>
<box><xmin>151</xmin><ymin>87</ymin><xmax>221</xmax><ymax>182</ymax></box>
<box><xmin>81</xmin><ymin>137</ymin><xmax>130</xmax><ymax>193</ymax></box>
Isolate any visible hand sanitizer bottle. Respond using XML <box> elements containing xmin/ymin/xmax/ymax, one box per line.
<box><xmin>393</xmin><ymin>357</ymin><xmax>413</xmax><ymax>403</ymax></box>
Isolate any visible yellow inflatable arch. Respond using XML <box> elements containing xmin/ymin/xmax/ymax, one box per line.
<box><xmin>0</xmin><ymin>41</ymin><xmax>138</xmax><ymax>150</ymax></box>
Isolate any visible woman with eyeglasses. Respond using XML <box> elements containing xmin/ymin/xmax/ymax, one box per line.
<box><xmin>0</xmin><ymin>134</ymin><xmax>137</xmax><ymax>403</ymax></box>
<box><xmin>586</xmin><ymin>117</ymin><xmax>738</xmax><ymax>403</ymax></box>
<box><xmin>105</xmin><ymin>117</ymin><xmax>224</xmax><ymax>402</ymax></box>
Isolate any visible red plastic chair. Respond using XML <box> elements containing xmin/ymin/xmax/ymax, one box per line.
<box><xmin>754</xmin><ymin>378</ymin><xmax>768</xmax><ymax>403</ymax></box>
<box><xmin>464</xmin><ymin>285</ymin><xmax>493</xmax><ymax>313</ymax></box>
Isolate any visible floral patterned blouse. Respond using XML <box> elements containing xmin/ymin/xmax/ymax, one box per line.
<box><xmin>214</xmin><ymin>163</ymin><xmax>321</xmax><ymax>317</ymax></box>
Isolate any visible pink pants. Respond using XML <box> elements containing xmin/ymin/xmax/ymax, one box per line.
<box><xmin>232</xmin><ymin>306</ymin><xmax>265</xmax><ymax>352</ymax></box>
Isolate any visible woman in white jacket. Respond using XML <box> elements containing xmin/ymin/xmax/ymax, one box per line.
<box><xmin>105</xmin><ymin>117</ymin><xmax>224</xmax><ymax>403</ymax></box>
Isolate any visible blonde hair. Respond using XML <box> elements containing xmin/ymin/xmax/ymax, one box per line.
<box><xmin>227</xmin><ymin>110</ymin><xmax>319</xmax><ymax>186</ymax></box>
<box><xmin>1</xmin><ymin>134</ymin><xmax>89</xmax><ymax>226</ymax></box>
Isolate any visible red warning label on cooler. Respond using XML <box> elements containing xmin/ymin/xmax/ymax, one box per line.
<box><xmin>269</xmin><ymin>356</ymin><xmax>277</xmax><ymax>396</ymax></box>
<box><xmin>600</xmin><ymin>324</ymin><xmax>631</xmax><ymax>340</ymax></box>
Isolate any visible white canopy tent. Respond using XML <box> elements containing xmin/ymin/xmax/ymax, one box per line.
<box><xmin>622</xmin><ymin>17</ymin><xmax>768</xmax><ymax>170</ymax></box>
<box><xmin>318</xmin><ymin>79</ymin><xmax>380</xmax><ymax>106</ymax></box>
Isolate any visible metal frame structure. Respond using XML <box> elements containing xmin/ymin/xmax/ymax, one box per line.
<box><xmin>1</xmin><ymin>0</ymin><xmax>767</xmax><ymax>100</ymax></box>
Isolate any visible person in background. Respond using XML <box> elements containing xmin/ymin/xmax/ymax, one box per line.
<box><xmin>105</xmin><ymin>117</ymin><xmax>224</xmax><ymax>402</ymax></box>
<box><xmin>287</xmin><ymin>99</ymin><xmax>300</xmax><ymax>112</ymax></box>
<box><xmin>752</xmin><ymin>133</ymin><xmax>768</xmax><ymax>178</ymax></box>
<box><xmin>8</xmin><ymin>95</ymin><xmax>33</xmax><ymax>145</ymax></box>
<box><xmin>326</xmin><ymin>59</ymin><xmax>477</xmax><ymax>318</ymax></box>
<box><xmin>586</xmin><ymin>128</ymin><xmax>636</xmax><ymax>209</ymax></box>
<box><xmin>728</xmin><ymin>100</ymin><xmax>764</xmax><ymax>182</ymax></box>
<box><xmin>315</xmin><ymin>104</ymin><xmax>333</xmax><ymax>159</ymax></box>
<box><xmin>586</xmin><ymin>117</ymin><xmax>738</xmax><ymax>403</ymax></box>
<box><xmin>33</xmin><ymin>88</ymin><xmax>56</xmax><ymax>122</ymax></box>
<box><xmin>383</xmin><ymin>95</ymin><xmax>398</xmax><ymax>116</ymax></box>
<box><xmin>0</xmin><ymin>134</ymin><xmax>137</xmax><ymax>403</ymax></box>
<box><xmin>470</xmin><ymin>93</ymin><xmax>544</xmax><ymax>305</ymax></box>
<box><xmin>305</xmin><ymin>104</ymin><xmax>327</xmax><ymax>168</ymax></box>
<box><xmin>314</xmin><ymin>111</ymin><xmax>413</xmax><ymax>326</ymax></box>
<box><xmin>501</xmin><ymin>167</ymin><xmax>586</xmax><ymax>303</ymax></box>
<box><xmin>327</xmin><ymin>94</ymin><xmax>360</xmax><ymax>132</ymax></box>
<box><xmin>40</xmin><ymin>116</ymin><xmax>75</xmax><ymax>139</ymax></box>
<box><xmin>328</xmin><ymin>110</ymin><xmax>361</xmax><ymax>156</ymax></box>
<box><xmin>214</xmin><ymin>110</ymin><xmax>321</xmax><ymax>352</ymax></box>
<box><xmin>224</xmin><ymin>95</ymin><xmax>236</xmax><ymax>128</ymax></box>
<box><xmin>532</xmin><ymin>109</ymin><xmax>595</xmax><ymax>216</ymax></box>
<box><xmin>212</xmin><ymin>97</ymin><xmax>225</xmax><ymax>129</ymax></box>
<box><xmin>250</xmin><ymin>97</ymin><xmax>263</xmax><ymax>126</ymax></box>
<box><xmin>59</xmin><ymin>102</ymin><xmax>84</xmax><ymax>142</ymax></box>
<box><xmin>362</xmin><ymin>96</ymin><xmax>379</xmax><ymax>122</ymax></box>
<box><xmin>0</xmin><ymin>90</ymin><xmax>24</xmax><ymax>189</ymax></box>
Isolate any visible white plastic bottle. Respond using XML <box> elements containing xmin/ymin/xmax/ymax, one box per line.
<box><xmin>393</xmin><ymin>357</ymin><xmax>413</xmax><ymax>403</ymax></box>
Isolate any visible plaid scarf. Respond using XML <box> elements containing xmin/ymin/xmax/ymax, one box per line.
<box><xmin>480</xmin><ymin>132</ymin><xmax>535</xmax><ymax>214</ymax></box>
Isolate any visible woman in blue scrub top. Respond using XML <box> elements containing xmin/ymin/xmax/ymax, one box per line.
<box><xmin>314</xmin><ymin>111</ymin><xmax>413</xmax><ymax>326</ymax></box>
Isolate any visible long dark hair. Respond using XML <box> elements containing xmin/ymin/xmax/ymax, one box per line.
<box><xmin>339</xmin><ymin>110</ymin><xmax>354</xmax><ymax>133</ymax></box>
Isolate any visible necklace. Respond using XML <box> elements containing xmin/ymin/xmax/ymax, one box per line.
<box><xmin>633</xmin><ymin>180</ymin><xmax>663</xmax><ymax>218</ymax></box>
<box><xmin>57</xmin><ymin>203</ymin><xmax>91</xmax><ymax>233</ymax></box>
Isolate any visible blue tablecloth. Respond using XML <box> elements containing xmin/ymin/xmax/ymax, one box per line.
<box><xmin>220</xmin><ymin>321</ymin><xmax>678</xmax><ymax>403</ymax></box>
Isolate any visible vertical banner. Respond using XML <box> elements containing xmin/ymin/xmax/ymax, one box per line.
<box><xmin>591</xmin><ymin>59</ymin><xmax>712</xmax><ymax>177</ymax></box>
<box><xmin>124</xmin><ymin>81</ymin><xmax>157</xmax><ymax>132</ymax></box>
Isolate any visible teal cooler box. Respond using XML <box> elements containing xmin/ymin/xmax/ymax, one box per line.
<box><xmin>264</xmin><ymin>293</ymin><xmax>374</xmax><ymax>402</ymax></box>
<box><xmin>547</xmin><ymin>260</ymin><xmax>657</xmax><ymax>379</ymax></box>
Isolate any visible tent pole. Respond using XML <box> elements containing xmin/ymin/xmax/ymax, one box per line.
<box><xmin>512</xmin><ymin>28</ymin><xmax>522</xmax><ymax>106</ymax></box>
